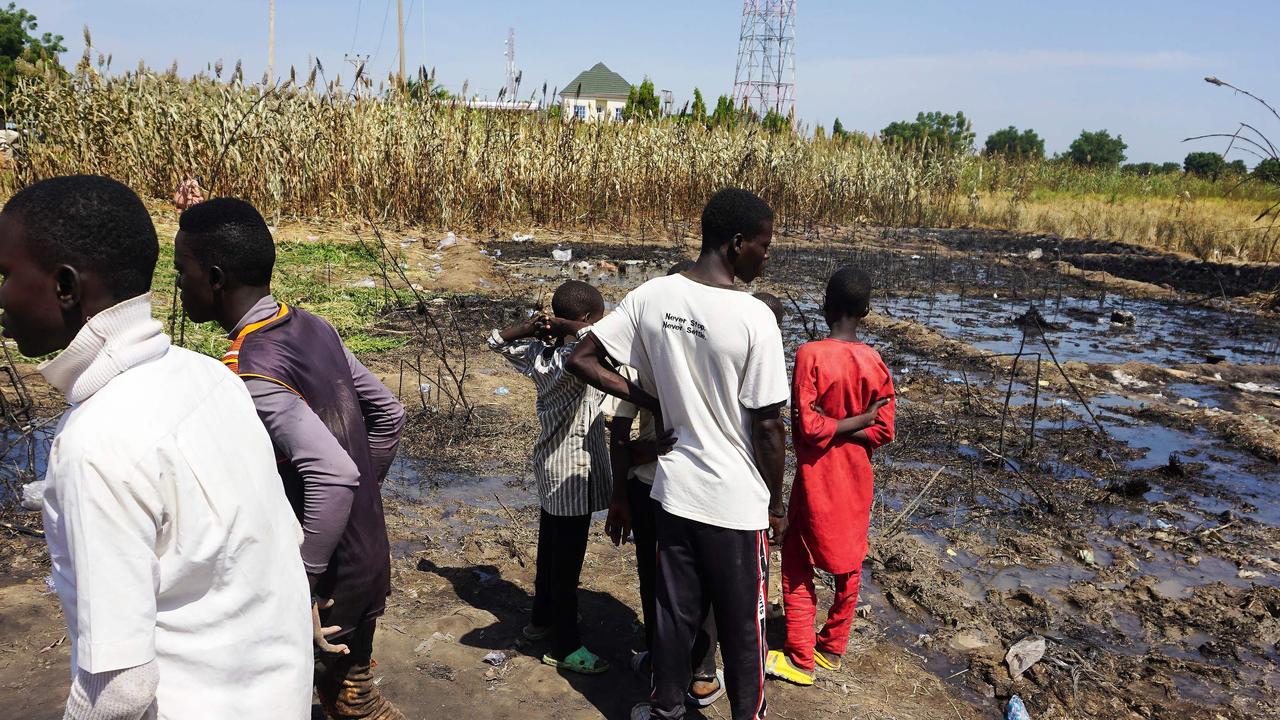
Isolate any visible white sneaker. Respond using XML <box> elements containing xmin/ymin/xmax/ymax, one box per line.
<box><xmin>629</xmin><ymin>702</ymin><xmax>652</xmax><ymax>720</ymax></box>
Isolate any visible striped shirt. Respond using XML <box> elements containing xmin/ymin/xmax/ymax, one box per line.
<box><xmin>488</xmin><ymin>330</ymin><xmax>612</xmax><ymax>516</ymax></box>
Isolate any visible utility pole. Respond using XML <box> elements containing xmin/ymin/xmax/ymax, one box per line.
<box><xmin>396</xmin><ymin>0</ymin><xmax>406</xmax><ymax>86</ymax></box>
<box><xmin>267</xmin><ymin>0</ymin><xmax>276</xmax><ymax>81</ymax></box>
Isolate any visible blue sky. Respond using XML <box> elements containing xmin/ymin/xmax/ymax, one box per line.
<box><xmin>28</xmin><ymin>1</ymin><xmax>1280</xmax><ymax>163</ymax></box>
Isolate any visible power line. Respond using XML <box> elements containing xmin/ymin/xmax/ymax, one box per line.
<box><xmin>370</xmin><ymin>0</ymin><xmax>393</xmax><ymax>66</ymax></box>
<box><xmin>348</xmin><ymin>0</ymin><xmax>363</xmax><ymax>54</ymax></box>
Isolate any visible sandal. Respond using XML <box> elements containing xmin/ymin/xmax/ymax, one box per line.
<box><xmin>815</xmin><ymin>649</ymin><xmax>842</xmax><ymax>672</ymax></box>
<box><xmin>686</xmin><ymin>669</ymin><xmax>726</xmax><ymax>707</ymax></box>
<box><xmin>543</xmin><ymin>645</ymin><xmax>610</xmax><ymax>675</ymax></box>
<box><xmin>765</xmin><ymin>650</ymin><xmax>814</xmax><ymax>686</ymax></box>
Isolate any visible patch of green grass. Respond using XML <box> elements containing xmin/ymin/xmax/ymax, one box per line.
<box><xmin>343</xmin><ymin>334</ymin><xmax>408</xmax><ymax>354</ymax></box>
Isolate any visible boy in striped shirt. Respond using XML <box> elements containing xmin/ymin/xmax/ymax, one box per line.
<box><xmin>488</xmin><ymin>280</ymin><xmax>612</xmax><ymax>674</ymax></box>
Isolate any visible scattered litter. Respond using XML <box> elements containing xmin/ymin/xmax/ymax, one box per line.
<box><xmin>1005</xmin><ymin>635</ymin><xmax>1045</xmax><ymax>680</ymax></box>
<box><xmin>351</xmin><ymin>278</ymin><xmax>377</xmax><ymax>289</ymax></box>
<box><xmin>482</xmin><ymin>651</ymin><xmax>507</xmax><ymax>666</ymax></box>
<box><xmin>1238</xmin><ymin>569</ymin><xmax>1263</xmax><ymax>580</ymax></box>
<box><xmin>429</xmin><ymin>253</ymin><xmax>443</xmax><ymax>261</ymax></box>
<box><xmin>599</xmin><ymin>260</ymin><xmax>619</xmax><ymax>272</ymax></box>
<box><xmin>855</xmin><ymin>604</ymin><xmax>872</xmax><ymax>618</ymax></box>
<box><xmin>910</xmin><ymin>254</ymin><xmax>923</xmax><ymax>260</ymax></box>
<box><xmin>1110</xmin><ymin>369</ymin><xmax>1151</xmax><ymax>389</ymax></box>
<box><xmin>1026</xmin><ymin>248</ymin><xmax>1044</xmax><ymax>261</ymax></box>
<box><xmin>512</xmin><ymin>233</ymin><xmax>534</xmax><ymax>243</ymax></box>
<box><xmin>944</xmin><ymin>377</ymin><xmax>965</xmax><ymax>384</ymax></box>
<box><xmin>1109</xmin><ymin>309</ymin><xmax>1136</xmax><ymax>326</ymax></box>
<box><xmin>551</xmin><ymin>247</ymin><xmax>573</xmax><ymax>262</ymax></box>
<box><xmin>411</xmin><ymin>283</ymin><xmax>424</xmax><ymax>291</ymax></box>
<box><xmin>1078</xmin><ymin>549</ymin><xmax>1097</xmax><ymax>567</ymax></box>
<box><xmin>494</xmin><ymin>387</ymin><xmax>510</xmax><ymax>396</ymax></box>
<box><xmin>573</xmin><ymin>260</ymin><xmax>592</xmax><ymax>273</ymax></box>
<box><xmin>476</xmin><ymin>279</ymin><xmax>492</xmax><ymax>288</ymax></box>
<box><xmin>1176</xmin><ymin>397</ymin><xmax>1201</xmax><ymax>408</ymax></box>
<box><xmin>306</xmin><ymin>235</ymin><xmax>319</xmax><ymax>242</ymax></box>
<box><xmin>1154</xmin><ymin>519</ymin><xmax>1174</xmax><ymax>531</ymax></box>
<box><xmin>1232</xmin><ymin>382</ymin><xmax>1280</xmax><ymax>396</ymax></box>
<box><xmin>419</xmin><ymin>382</ymin><xmax>432</xmax><ymax>398</ymax></box>
<box><xmin>1006</xmin><ymin>695</ymin><xmax>1032</xmax><ymax>720</ymax></box>
<box><xmin>436</xmin><ymin>232</ymin><xmax>458</xmax><ymax>251</ymax></box>
<box><xmin>400</xmin><ymin>237</ymin><xmax>419</xmax><ymax>248</ymax></box>
<box><xmin>945</xmin><ymin>547</ymin><xmax>958</xmax><ymax>557</ymax></box>
<box><xmin>20</xmin><ymin>480</ymin><xmax>45</xmax><ymax>511</ymax></box>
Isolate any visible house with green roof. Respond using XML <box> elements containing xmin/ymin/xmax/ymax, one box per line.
<box><xmin>558</xmin><ymin>62</ymin><xmax>631</xmax><ymax>122</ymax></box>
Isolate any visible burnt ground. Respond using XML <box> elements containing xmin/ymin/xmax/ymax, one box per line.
<box><xmin>2</xmin><ymin>224</ymin><xmax>1279</xmax><ymax>719</ymax></box>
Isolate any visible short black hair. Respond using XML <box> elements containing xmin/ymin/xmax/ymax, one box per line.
<box><xmin>3</xmin><ymin>175</ymin><xmax>158</xmax><ymax>300</ymax></box>
<box><xmin>700</xmin><ymin>188</ymin><xmax>774</xmax><ymax>253</ymax></box>
<box><xmin>752</xmin><ymin>291</ymin><xmax>785</xmax><ymax>323</ymax></box>
<box><xmin>178</xmin><ymin>198</ymin><xmax>276</xmax><ymax>286</ymax></box>
<box><xmin>551</xmin><ymin>280</ymin><xmax>603</xmax><ymax>320</ymax></box>
<box><xmin>825</xmin><ymin>266</ymin><xmax>872</xmax><ymax>319</ymax></box>
<box><xmin>667</xmin><ymin>259</ymin><xmax>695</xmax><ymax>276</ymax></box>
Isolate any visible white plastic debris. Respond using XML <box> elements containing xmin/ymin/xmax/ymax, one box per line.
<box><xmin>1026</xmin><ymin>248</ymin><xmax>1044</xmax><ymax>261</ymax></box>
<box><xmin>1232</xmin><ymin>382</ymin><xmax>1280</xmax><ymax>396</ymax></box>
<box><xmin>20</xmin><ymin>480</ymin><xmax>46</xmax><ymax>511</ymax></box>
<box><xmin>400</xmin><ymin>238</ymin><xmax>419</xmax><ymax>248</ymax></box>
<box><xmin>1110</xmin><ymin>369</ymin><xmax>1151</xmax><ymax>389</ymax></box>
<box><xmin>551</xmin><ymin>248</ymin><xmax>572</xmax><ymax>262</ymax></box>
<box><xmin>512</xmin><ymin>233</ymin><xmax>534</xmax><ymax>243</ymax></box>
<box><xmin>1238</xmin><ymin>569</ymin><xmax>1263</xmax><ymax>580</ymax></box>
<box><xmin>482</xmin><ymin>651</ymin><xmax>507</xmax><ymax>666</ymax></box>
<box><xmin>494</xmin><ymin>386</ymin><xmax>510</xmax><ymax>396</ymax></box>
<box><xmin>1176</xmin><ymin>397</ymin><xmax>1201</xmax><ymax>408</ymax></box>
<box><xmin>352</xmin><ymin>278</ymin><xmax>377</xmax><ymax>289</ymax></box>
<box><xmin>436</xmin><ymin>232</ymin><xmax>458</xmax><ymax>251</ymax></box>
<box><xmin>306</xmin><ymin>235</ymin><xmax>320</xmax><ymax>242</ymax></box>
<box><xmin>1005</xmin><ymin>635</ymin><xmax>1046</xmax><ymax>680</ymax></box>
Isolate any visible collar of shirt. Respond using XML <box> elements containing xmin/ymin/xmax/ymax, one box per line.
<box><xmin>228</xmin><ymin>294</ymin><xmax>280</xmax><ymax>339</ymax></box>
<box><xmin>38</xmin><ymin>293</ymin><xmax>170</xmax><ymax>405</ymax></box>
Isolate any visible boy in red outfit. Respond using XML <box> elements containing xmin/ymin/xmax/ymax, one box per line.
<box><xmin>765</xmin><ymin>266</ymin><xmax>895</xmax><ymax>685</ymax></box>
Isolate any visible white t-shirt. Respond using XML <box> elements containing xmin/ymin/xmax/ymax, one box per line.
<box><xmin>591</xmin><ymin>273</ymin><xmax>789</xmax><ymax>530</ymax></box>
<box><xmin>43</xmin><ymin>346</ymin><xmax>313</xmax><ymax>719</ymax></box>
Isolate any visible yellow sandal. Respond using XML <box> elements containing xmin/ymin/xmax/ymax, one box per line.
<box><xmin>764</xmin><ymin>650</ymin><xmax>815</xmax><ymax>686</ymax></box>
<box><xmin>815</xmin><ymin>650</ymin><xmax>842</xmax><ymax>672</ymax></box>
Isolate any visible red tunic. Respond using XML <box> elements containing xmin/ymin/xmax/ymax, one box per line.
<box><xmin>788</xmin><ymin>339</ymin><xmax>896</xmax><ymax>574</ymax></box>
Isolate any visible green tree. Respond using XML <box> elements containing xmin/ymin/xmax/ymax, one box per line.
<box><xmin>1225</xmin><ymin>159</ymin><xmax>1247</xmax><ymax>176</ymax></box>
<box><xmin>1254</xmin><ymin>158</ymin><xmax>1280</xmax><ymax>184</ymax></box>
<box><xmin>761</xmin><ymin>109</ymin><xmax>789</xmax><ymax>132</ymax></box>
<box><xmin>623</xmin><ymin>77</ymin><xmax>661</xmax><ymax>121</ymax></box>
<box><xmin>831</xmin><ymin>117</ymin><xmax>845</xmax><ymax>139</ymax></box>
<box><xmin>1159</xmin><ymin>162</ymin><xmax>1183</xmax><ymax>174</ymax></box>
<box><xmin>1184</xmin><ymin>151</ymin><xmax>1226</xmax><ymax>180</ymax></box>
<box><xmin>0</xmin><ymin>3</ymin><xmax>65</xmax><ymax>109</ymax></box>
<box><xmin>710</xmin><ymin>94</ymin><xmax>740</xmax><ymax>128</ymax></box>
<box><xmin>1123</xmin><ymin>162</ymin><xmax>1159</xmax><ymax>176</ymax></box>
<box><xmin>688</xmin><ymin>87</ymin><xmax>707</xmax><ymax>124</ymax></box>
<box><xmin>880</xmin><ymin>111</ymin><xmax>975</xmax><ymax>154</ymax></box>
<box><xmin>1066</xmin><ymin>130</ymin><xmax>1127</xmax><ymax>167</ymax></box>
<box><xmin>982</xmin><ymin>126</ymin><xmax>1045</xmax><ymax>160</ymax></box>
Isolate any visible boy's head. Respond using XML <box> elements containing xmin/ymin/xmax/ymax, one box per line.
<box><xmin>173</xmin><ymin>197</ymin><xmax>275</xmax><ymax>324</ymax></box>
<box><xmin>666</xmin><ymin>259</ymin><xmax>695</xmax><ymax>276</ymax></box>
<box><xmin>0</xmin><ymin>175</ymin><xmax>158</xmax><ymax>357</ymax></box>
<box><xmin>551</xmin><ymin>280</ymin><xmax>604</xmax><ymax>324</ymax></box>
<box><xmin>823</xmin><ymin>266</ymin><xmax>872</xmax><ymax>324</ymax></box>
<box><xmin>752</xmin><ymin>292</ymin><xmax>786</xmax><ymax>326</ymax></box>
<box><xmin>700</xmin><ymin>188</ymin><xmax>774</xmax><ymax>283</ymax></box>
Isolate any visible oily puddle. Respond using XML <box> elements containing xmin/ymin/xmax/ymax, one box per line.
<box><xmin>881</xmin><ymin>292</ymin><xmax>1279</xmax><ymax>366</ymax></box>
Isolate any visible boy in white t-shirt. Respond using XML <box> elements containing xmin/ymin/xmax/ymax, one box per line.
<box><xmin>570</xmin><ymin>188</ymin><xmax>789</xmax><ymax>720</ymax></box>
<box><xmin>0</xmin><ymin>176</ymin><xmax>312</xmax><ymax>720</ymax></box>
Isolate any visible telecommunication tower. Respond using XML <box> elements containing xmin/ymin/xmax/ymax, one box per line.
<box><xmin>504</xmin><ymin>28</ymin><xmax>518</xmax><ymax>100</ymax></box>
<box><xmin>732</xmin><ymin>1</ymin><xmax>797</xmax><ymax>119</ymax></box>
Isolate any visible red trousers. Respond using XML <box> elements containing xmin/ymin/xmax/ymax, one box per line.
<box><xmin>780</xmin><ymin>533</ymin><xmax>862</xmax><ymax>671</ymax></box>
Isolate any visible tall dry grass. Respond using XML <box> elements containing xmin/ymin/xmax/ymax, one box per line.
<box><xmin>3</xmin><ymin>60</ymin><xmax>1277</xmax><ymax>261</ymax></box>
<box><xmin>1</xmin><ymin>62</ymin><xmax>963</xmax><ymax>233</ymax></box>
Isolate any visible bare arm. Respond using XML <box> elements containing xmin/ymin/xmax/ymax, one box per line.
<box><xmin>605</xmin><ymin>414</ymin><xmax>634</xmax><ymax>546</ymax></box>
<box><xmin>567</xmin><ymin>333</ymin><xmax>661</xmax><ymax>412</ymax></box>
<box><xmin>751</xmin><ymin>402</ymin><xmax>788</xmax><ymax>541</ymax></box>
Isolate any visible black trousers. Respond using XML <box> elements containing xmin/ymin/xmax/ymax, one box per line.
<box><xmin>629</xmin><ymin>478</ymin><xmax>717</xmax><ymax>679</ymax></box>
<box><xmin>531</xmin><ymin>509</ymin><xmax>592</xmax><ymax>659</ymax></box>
<box><xmin>651</xmin><ymin>507</ymin><xmax>769</xmax><ymax>720</ymax></box>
